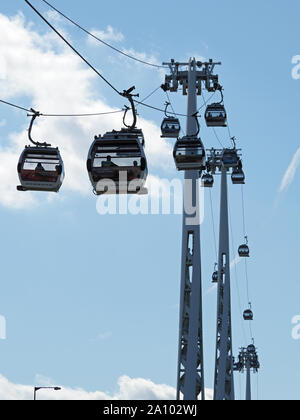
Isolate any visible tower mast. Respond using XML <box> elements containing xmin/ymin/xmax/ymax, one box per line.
<box><xmin>205</xmin><ymin>147</ymin><xmax>245</xmax><ymax>400</ymax></box>
<box><xmin>214</xmin><ymin>167</ymin><xmax>235</xmax><ymax>400</ymax></box>
<box><xmin>163</xmin><ymin>58</ymin><xmax>221</xmax><ymax>400</ymax></box>
<box><xmin>233</xmin><ymin>345</ymin><xmax>260</xmax><ymax>400</ymax></box>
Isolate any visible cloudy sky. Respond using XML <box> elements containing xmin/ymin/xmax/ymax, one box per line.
<box><xmin>0</xmin><ymin>0</ymin><xmax>300</xmax><ymax>400</ymax></box>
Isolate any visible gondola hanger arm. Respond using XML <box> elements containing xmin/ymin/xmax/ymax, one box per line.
<box><xmin>27</xmin><ymin>108</ymin><xmax>51</xmax><ymax>147</ymax></box>
<box><xmin>122</xmin><ymin>86</ymin><xmax>139</xmax><ymax>130</ymax></box>
<box><xmin>231</xmin><ymin>136</ymin><xmax>237</xmax><ymax>149</ymax></box>
<box><xmin>164</xmin><ymin>101</ymin><xmax>171</xmax><ymax>117</ymax></box>
<box><xmin>215</xmin><ymin>83</ymin><xmax>224</xmax><ymax>104</ymax></box>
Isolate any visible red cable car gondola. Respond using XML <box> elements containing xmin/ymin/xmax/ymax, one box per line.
<box><xmin>17</xmin><ymin>110</ymin><xmax>64</xmax><ymax>193</ymax></box>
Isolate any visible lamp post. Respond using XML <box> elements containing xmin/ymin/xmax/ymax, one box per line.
<box><xmin>33</xmin><ymin>386</ymin><xmax>61</xmax><ymax>400</ymax></box>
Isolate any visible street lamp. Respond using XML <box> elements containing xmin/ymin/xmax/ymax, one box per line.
<box><xmin>33</xmin><ymin>386</ymin><xmax>61</xmax><ymax>400</ymax></box>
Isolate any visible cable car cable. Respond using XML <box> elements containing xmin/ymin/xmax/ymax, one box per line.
<box><xmin>237</xmin><ymin>185</ymin><xmax>257</xmax><ymax>342</ymax></box>
<box><xmin>42</xmin><ymin>109</ymin><xmax>125</xmax><ymax>117</ymax></box>
<box><xmin>201</xmin><ymin>92</ymin><xmax>225</xmax><ymax>147</ymax></box>
<box><xmin>229</xmin><ymin>205</ymin><xmax>248</xmax><ymax>345</ymax></box>
<box><xmin>165</xmin><ymin>92</ymin><xmax>177</xmax><ymax>118</ymax></box>
<box><xmin>0</xmin><ymin>92</ymin><xmax>187</xmax><ymax>121</ymax></box>
<box><xmin>240</xmin><ymin>184</ymin><xmax>252</xmax><ymax>325</ymax></box>
<box><xmin>0</xmin><ymin>97</ymin><xmax>126</xmax><ymax>117</ymax></box>
<box><xmin>212</xmin><ymin>127</ymin><xmax>225</xmax><ymax>148</ymax></box>
<box><xmin>197</xmin><ymin>91</ymin><xmax>216</xmax><ymax>113</ymax></box>
<box><xmin>244</xmin><ymin>260</ymin><xmax>251</xmax><ymax>323</ymax></box>
<box><xmin>38</xmin><ymin>0</ymin><xmax>166</xmax><ymax>69</ymax></box>
<box><xmin>24</xmin><ymin>3</ymin><xmax>191</xmax><ymax>120</ymax></box>
<box><xmin>0</xmin><ymin>99</ymin><xmax>32</xmax><ymax>113</ymax></box>
<box><xmin>25</xmin><ymin>0</ymin><xmax>122</xmax><ymax>97</ymax></box>
<box><xmin>133</xmin><ymin>98</ymin><xmax>188</xmax><ymax>117</ymax></box>
<box><xmin>241</xmin><ymin>185</ymin><xmax>247</xmax><ymax>238</ymax></box>
<box><xmin>209</xmin><ymin>189</ymin><xmax>218</xmax><ymax>262</ymax></box>
<box><xmin>227</xmin><ymin>124</ymin><xmax>233</xmax><ymax>142</ymax></box>
<box><xmin>165</xmin><ymin>91</ymin><xmax>186</xmax><ymax>136</ymax></box>
<box><xmin>137</xmin><ymin>85</ymin><xmax>162</xmax><ymax>108</ymax></box>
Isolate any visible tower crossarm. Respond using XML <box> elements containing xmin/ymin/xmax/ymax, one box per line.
<box><xmin>162</xmin><ymin>59</ymin><xmax>221</xmax><ymax>95</ymax></box>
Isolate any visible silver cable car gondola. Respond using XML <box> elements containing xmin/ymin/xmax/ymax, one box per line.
<box><xmin>161</xmin><ymin>102</ymin><xmax>181</xmax><ymax>138</ymax></box>
<box><xmin>173</xmin><ymin>114</ymin><xmax>205</xmax><ymax>171</ymax></box>
<box><xmin>205</xmin><ymin>86</ymin><xmax>227</xmax><ymax>127</ymax></box>
<box><xmin>87</xmin><ymin>88</ymin><xmax>148</xmax><ymax>195</ymax></box>
<box><xmin>238</xmin><ymin>236</ymin><xmax>250</xmax><ymax>258</ymax></box>
<box><xmin>17</xmin><ymin>110</ymin><xmax>64</xmax><ymax>193</ymax></box>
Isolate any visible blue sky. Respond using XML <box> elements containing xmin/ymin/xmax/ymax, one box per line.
<box><xmin>0</xmin><ymin>0</ymin><xmax>299</xmax><ymax>400</ymax></box>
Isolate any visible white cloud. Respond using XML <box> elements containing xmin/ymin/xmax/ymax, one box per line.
<box><xmin>87</xmin><ymin>26</ymin><xmax>124</xmax><ymax>46</ymax></box>
<box><xmin>205</xmin><ymin>283</ymin><xmax>217</xmax><ymax>295</ymax></box>
<box><xmin>279</xmin><ymin>147</ymin><xmax>300</xmax><ymax>193</ymax></box>
<box><xmin>121</xmin><ymin>48</ymin><xmax>161</xmax><ymax>68</ymax></box>
<box><xmin>230</xmin><ymin>255</ymin><xmax>241</xmax><ymax>270</ymax></box>
<box><xmin>0</xmin><ymin>12</ymin><xmax>172</xmax><ymax>210</ymax></box>
<box><xmin>45</xmin><ymin>10</ymin><xmax>65</xmax><ymax>25</ymax></box>
<box><xmin>0</xmin><ymin>373</ymin><xmax>213</xmax><ymax>400</ymax></box>
<box><xmin>0</xmin><ymin>374</ymin><xmax>175</xmax><ymax>400</ymax></box>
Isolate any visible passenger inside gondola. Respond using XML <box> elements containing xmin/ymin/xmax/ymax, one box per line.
<box><xmin>92</xmin><ymin>155</ymin><xmax>142</xmax><ymax>183</ymax></box>
<box><xmin>21</xmin><ymin>159</ymin><xmax>59</xmax><ymax>183</ymax></box>
<box><xmin>87</xmin><ymin>129</ymin><xmax>148</xmax><ymax>195</ymax></box>
<box><xmin>161</xmin><ymin>117</ymin><xmax>181</xmax><ymax>138</ymax></box>
<box><xmin>205</xmin><ymin>103</ymin><xmax>227</xmax><ymax>126</ymax></box>
<box><xmin>35</xmin><ymin>162</ymin><xmax>45</xmax><ymax>172</ymax></box>
<box><xmin>101</xmin><ymin>156</ymin><xmax>117</xmax><ymax>168</ymax></box>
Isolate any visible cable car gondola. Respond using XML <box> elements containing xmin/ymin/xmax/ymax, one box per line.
<box><xmin>222</xmin><ymin>148</ymin><xmax>239</xmax><ymax>168</ymax></box>
<box><xmin>212</xmin><ymin>264</ymin><xmax>218</xmax><ymax>283</ymax></box>
<box><xmin>173</xmin><ymin>137</ymin><xmax>205</xmax><ymax>171</ymax></box>
<box><xmin>205</xmin><ymin>86</ymin><xmax>227</xmax><ymax>127</ymax></box>
<box><xmin>87</xmin><ymin>91</ymin><xmax>148</xmax><ymax>195</ymax></box>
<box><xmin>238</xmin><ymin>244</ymin><xmax>250</xmax><ymax>258</ymax></box>
<box><xmin>161</xmin><ymin>102</ymin><xmax>181</xmax><ymax>138</ymax></box>
<box><xmin>243</xmin><ymin>309</ymin><xmax>254</xmax><ymax>321</ymax></box>
<box><xmin>17</xmin><ymin>110</ymin><xmax>64</xmax><ymax>193</ymax></box>
<box><xmin>173</xmin><ymin>114</ymin><xmax>205</xmax><ymax>171</ymax></box>
<box><xmin>231</xmin><ymin>167</ymin><xmax>245</xmax><ymax>185</ymax></box>
<box><xmin>161</xmin><ymin>117</ymin><xmax>181</xmax><ymax>138</ymax></box>
<box><xmin>87</xmin><ymin>128</ymin><xmax>148</xmax><ymax>195</ymax></box>
<box><xmin>205</xmin><ymin>103</ymin><xmax>227</xmax><ymax>127</ymax></box>
<box><xmin>17</xmin><ymin>146</ymin><xmax>64</xmax><ymax>192</ymax></box>
<box><xmin>202</xmin><ymin>172</ymin><xmax>214</xmax><ymax>188</ymax></box>
<box><xmin>247</xmin><ymin>344</ymin><xmax>256</xmax><ymax>355</ymax></box>
<box><xmin>238</xmin><ymin>237</ymin><xmax>250</xmax><ymax>258</ymax></box>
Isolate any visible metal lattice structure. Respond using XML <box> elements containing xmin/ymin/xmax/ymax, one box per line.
<box><xmin>205</xmin><ymin>148</ymin><xmax>244</xmax><ymax>400</ymax></box>
<box><xmin>233</xmin><ymin>345</ymin><xmax>260</xmax><ymax>400</ymax></box>
<box><xmin>214</xmin><ymin>166</ymin><xmax>235</xmax><ymax>400</ymax></box>
<box><xmin>163</xmin><ymin>59</ymin><xmax>221</xmax><ymax>400</ymax></box>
